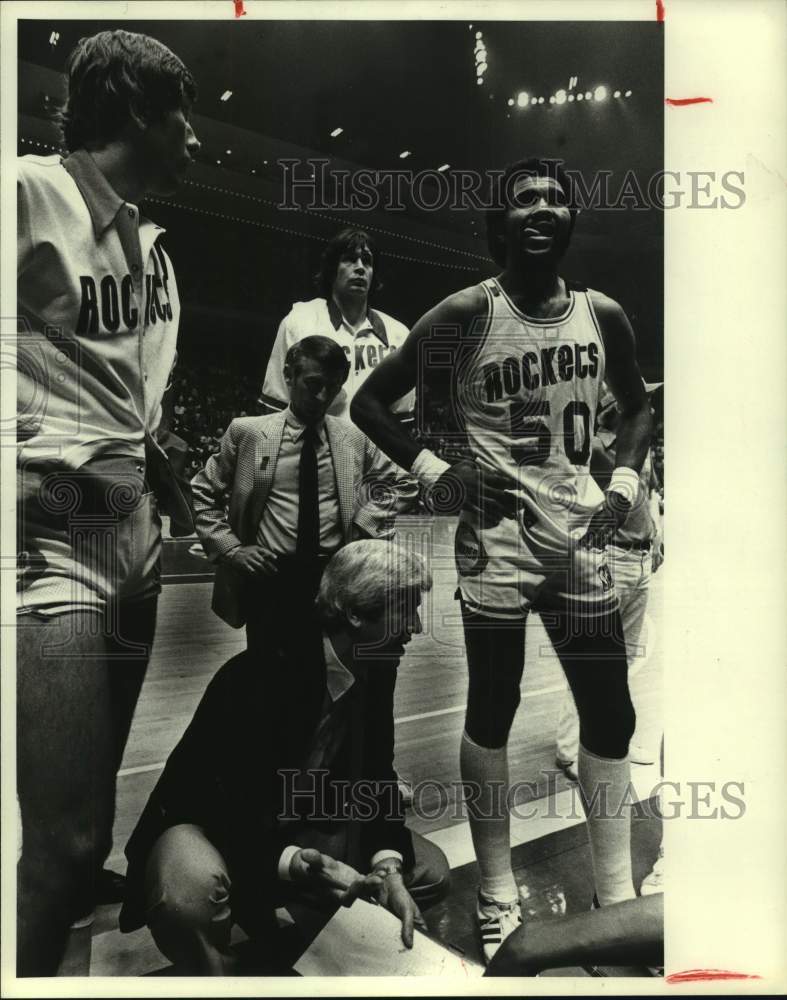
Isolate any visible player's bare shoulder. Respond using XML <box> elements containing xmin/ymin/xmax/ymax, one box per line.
<box><xmin>587</xmin><ymin>288</ymin><xmax>636</xmax><ymax>348</ymax></box>
<box><xmin>388</xmin><ymin>284</ymin><xmax>489</xmax><ymax>371</ymax></box>
<box><xmin>398</xmin><ymin>284</ymin><xmax>489</xmax><ymax>378</ymax></box>
<box><xmin>428</xmin><ymin>283</ymin><xmax>489</xmax><ymax>330</ymax></box>
<box><xmin>587</xmin><ymin>288</ymin><xmax>627</xmax><ymax>323</ymax></box>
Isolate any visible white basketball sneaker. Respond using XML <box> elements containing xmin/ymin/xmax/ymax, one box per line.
<box><xmin>477</xmin><ymin>892</ymin><xmax>523</xmax><ymax>964</ymax></box>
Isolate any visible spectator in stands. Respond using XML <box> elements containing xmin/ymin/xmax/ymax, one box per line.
<box><xmin>169</xmin><ymin>362</ymin><xmax>261</xmax><ymax>478</ymax></box>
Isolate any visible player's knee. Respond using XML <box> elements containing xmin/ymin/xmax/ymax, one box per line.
<box><xmin>580</xmin><ymin>698</ymin><xmax>636</xmax><ymax>760</ymax></box>
<box><xmin>620</xmin><ymin>697</ymin><xmax>636</xmax><ymax>745</ymax></box>
<box><xmin>19</xmin><ymin>823</ymin><xmax>105</xmax><ymax>912</ymax></box>
<box><xmin>70</xmin><ymin>825</ymin><xmax>111</xmax><ymax>876</ymax></box>
<box><xmin>465</xmin><ymin>689</ymin><xmax>520</xmax><ymax>749</ymax></box>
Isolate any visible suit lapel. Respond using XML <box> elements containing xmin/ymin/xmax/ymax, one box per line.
<box><xmin>325</xmin><ymin>417</ymin><xmax>354</xmax><ymax>541</ymax></box>
<box><xmin>247</xmin><ymin>412</ymin><xmax>287</xmax><ymax>539</ymax></box>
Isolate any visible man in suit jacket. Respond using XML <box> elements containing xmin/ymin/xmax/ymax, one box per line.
<box><xmin>191</xmin><ymin>335</ymin><xmax>418</xmax><ymax>652</ymax></box>
<box><xmin>119</xmin><ymin>541</ymin><xmax>450</xmax><ymax>975</ymax></box>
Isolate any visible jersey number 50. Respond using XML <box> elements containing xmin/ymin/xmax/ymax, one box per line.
<box><xmin>510</xmin><ymin>400</ymin><xmax>591</xmax><ymax>466</ymax></box>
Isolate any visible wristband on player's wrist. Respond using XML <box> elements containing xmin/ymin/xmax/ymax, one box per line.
<box><xmin>605</xmin><ymin>489</ymin><xmax>632</xmax><ymax>521</ymax></box>
<box><xmin>608</xmin><ymin>466</ymin><xmax>638</xmax><ymax>505</ymax></box>
<box><xmin>410</xmin><ymin>448</ymin><xmax>451</xmax><ymax>489</ymax></box>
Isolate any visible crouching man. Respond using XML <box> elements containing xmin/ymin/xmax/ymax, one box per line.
<box><xmin>118</xmin><ymin>541</ymin><xmax>449</xmax><ymax>974</ymax></box>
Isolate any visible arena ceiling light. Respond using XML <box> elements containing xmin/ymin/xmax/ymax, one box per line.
<box><xmin>555</xmin><ymin>88</ymin><xmax>567</xmax><ymax>105</ymax></box>
<box><xmin>399</xmin><ymin>150</ymin><xmax>411</xmax><ymax>159</ymax></box>
<box><xmin>531</xmin><ymin>96</ymin><xmax>538</xmax><ymax>105</ymax></box>
<box><xmin>585</xmin><ymin>90</ymin><xmax>593</xmax><ymax>100</ymax></box>
<box><xmin>568</xmin><ymin>94</ymin><xmax>575</xmax><ymax>102</ymax></box>
<box><xmin>473</xmin><ymin>35</ymin><xmax>488</xmax><ymax>86</ymax></box>
<box><xmin>577</xmin><ymin>93</ymin><xmax>584</xmax><ymax>101</ymax></box>
<box><xmin>437</xmin><ymin>164</ymin><xmax>450</xmax><ymax>172</ymax></box>
<box><xmin>220</xmin><ymin>90</ymin><xmax>233</xmax><ymax>101</ymax></box>
<box><xmin>330</xmin><ymin>127</ymin><xmax>343</xmax><ymax>137</ymax></box>
<box><xmin>225</xmin><ymin>149</ymin><xmax>232</xmax><ymax>155</ymax></box>
<box><xmin>507</xmin><ymin>98</ymin><xmax>515</xmax><ymax>106</ymax></box>
<box><xmin>475</xmin><ymin>31</ymin><xmax>483</xmax><ymax>39</ymax></box>
<box><xmin>594</xmin><ymin>85</ymin><xmax>608</xmax><ymax>102</ymax></box>
<box><xmin>625</xmin><ymin>89</ymin><xmax>633</xmax><ymax>97</ymax></box>
<box><xmin>538</xmin><ymin>96</ymin><xmax>545</xmax><ymax>104</ymax></box>
<box><xmin>517</xmin><ymin>91</ymin><xmax>529</xmax><ymax>107</ymax></box>
<box><xmin>49</xmin><ymin>31</ymin><xmax>60</xmax><ymax>46</ymax></box>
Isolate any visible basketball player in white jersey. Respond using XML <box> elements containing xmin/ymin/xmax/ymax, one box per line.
<box><xmin>352</xmin><ymin>158</ymin><xmax>652</xmax><ymax>962</ymax></box>
<box><xmin>16</xmin><ymin>31</ymin><xmax>199</xmax><ymax>974</ymax></box>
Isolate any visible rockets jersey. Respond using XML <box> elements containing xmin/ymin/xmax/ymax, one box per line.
<box><xmin>456</xmin><ymin>277</ymin><xmax>606</xmax><ymax>530</ymax></box>
<box><xmin>261</xmin><ymin>297</ymin><xmax>413</xmax><ymax>420</ymax></box>
<box><xmin>16</xmin><ymin>152</ymin><xmax>180</xmax><ymax>469</ymax></box>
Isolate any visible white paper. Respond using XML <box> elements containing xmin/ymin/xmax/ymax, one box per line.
<box><xmin>294</xmin><ymin>900</ymin><xmax>483</xmax><ymax>978</ymax></box>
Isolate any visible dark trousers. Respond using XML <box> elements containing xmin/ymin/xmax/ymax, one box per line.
<box><xmin>142</xmin><ymin>823</ymin><xmax>450</xmax><ymax>975</ymax></box>
<box><xmin>244</xmin><ymin>554</ymin><xmax>333</xmax><ymax>658</ymax></box>
<box><xmin>16</xmin><ymin>598</ymin><xmax>157</xmax><ymax>976</ymax></box>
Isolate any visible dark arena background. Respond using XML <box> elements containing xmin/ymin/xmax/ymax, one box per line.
<box><xmin>18</xmin><ymin>17</ymin><xmax>664</xmax><ymax>977</ymax></box>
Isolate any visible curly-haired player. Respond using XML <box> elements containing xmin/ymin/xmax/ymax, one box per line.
<box><xmin>261</xmin><ymin>227</ymin><xmax>413</xmax><ymax>421</ymax></box>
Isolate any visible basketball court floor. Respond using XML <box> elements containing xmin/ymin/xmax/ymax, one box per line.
<box><xmin>59</xmin><ymin>515</ymin><xmax>664</xmax><ymax>977</ymax></box>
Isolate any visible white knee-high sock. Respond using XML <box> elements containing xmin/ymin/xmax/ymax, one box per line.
<box><xmin>577</xmin><ymin>744</ymin><xmax>636</xmax><ymax>906</ymax></box>
<box><xmin>460</xmin><ymin>730</ymin><xmax>518</xmax><ymax>904</ymax></box>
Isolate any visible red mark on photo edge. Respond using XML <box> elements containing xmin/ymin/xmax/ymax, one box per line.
<box><xmin>665</xmin><ymin>97</ymin><xmax>713</xmax><ymax>106</ymax></box>
<box><xmin>667</xmin><ymin>969</ymin><xmax>762</xmax><ymax>984</ymax></box>
<box><xmin>234</xmin><ymin>0</ymin><xmax>246</xmax><ymax>16</ymax></box>
<box><xmin>659</xmin><ymin>1</ymin><xmax>714</xmax><ymax>106</ymax></box>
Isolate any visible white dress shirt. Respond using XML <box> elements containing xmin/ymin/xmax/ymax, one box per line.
<box><xmin>256</xmin><ymin>408</ymin><xmax>342</xmax><ymax>556</ymax></box>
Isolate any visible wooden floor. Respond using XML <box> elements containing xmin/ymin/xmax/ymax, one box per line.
<box><xmin>63</xmin><ymin>515</ymin><xmax>664</xmax><ymax>976</ymax></box>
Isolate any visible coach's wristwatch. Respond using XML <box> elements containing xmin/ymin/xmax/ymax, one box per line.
<box><xmin>372</xmin><ymin>859</ymin><xmax>404</xmax><ymax>879</ymax></box>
